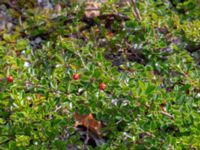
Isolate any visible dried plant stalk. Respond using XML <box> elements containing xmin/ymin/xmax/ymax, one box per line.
<box><xmin>128</xmin><ymin>0</ymin><xmax>141</xmax><ymax>22</ymax></box>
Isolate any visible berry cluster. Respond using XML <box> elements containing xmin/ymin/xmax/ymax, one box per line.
<box><xmin>73</xmin><ymin>74</ymin><xmax>107</xmax><ymax>91</ymax></box>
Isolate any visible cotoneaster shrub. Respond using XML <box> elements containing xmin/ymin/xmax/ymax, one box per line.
<box><xmin>0</xmin><ymin>0</ymin><xmax>200</xmax><ymax>149</ymax></box>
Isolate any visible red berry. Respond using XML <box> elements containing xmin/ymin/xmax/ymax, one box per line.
<box><xmin>7</xmin><ymin>76</ymin><xmax>13</xmax><ymax>82</ymax></box>
<box><xmin>37</xmin><ymin>94</ymin><xmax>42</xmax><ymax>99</ymax></box>
<box><xmin>99</xmin><ymin>83</ymin><xmax>106</xmax><ymax>90</ymax></box>
<box><xmin>107</xmin><ymin>32</ymin><xmax>114</xmax><ymax>37</ymax></box>
<box><xmin>73</xmin><ymin>74</ymin><xmax>79</xmax><ymax>80</ymax></box>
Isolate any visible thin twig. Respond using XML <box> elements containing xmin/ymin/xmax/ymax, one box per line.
<box><xmin>161</xmin><ymin>111</ymin><xmax>174</xmax><ymax>119</ymax></box>
<box><xmin>77</xmin><ymin>51</ymin><xmax>86</xmax><ymax>67</ymax></box>
<box><xmin>128</xmin><ymin>0</ymin><xmax>141</xmax><ymax>22</ymax></box>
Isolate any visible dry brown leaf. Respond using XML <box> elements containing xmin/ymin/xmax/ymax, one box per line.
<box><xmin>74</xmin><ymin>112</ymin><xmax>102</xmax><ymax>136</ymax></box>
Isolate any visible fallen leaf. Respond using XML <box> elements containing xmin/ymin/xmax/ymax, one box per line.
<box><xmin>74</xmin><ymin>112</ymin><xmax>102</xmax><ymax>136</ymax></box>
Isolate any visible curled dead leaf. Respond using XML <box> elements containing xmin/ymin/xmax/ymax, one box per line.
<box><xmin>74</xmin><ymin>112</ymin><xmax>102</xmax><ymax>137</ymax></box>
